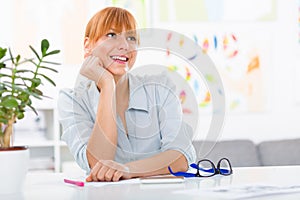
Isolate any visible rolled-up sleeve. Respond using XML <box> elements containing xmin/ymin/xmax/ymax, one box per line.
<box><xmin>58</xmin><ymin>89</ymin><xmax>93</xmax><ymax>172</ymax></box>
<box><xmin>157</xmin><ymin>77</ymin><xmax>196</xmax><ymax>167</ymax></box>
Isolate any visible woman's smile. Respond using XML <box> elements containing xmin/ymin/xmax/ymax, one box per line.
<box><xmin>110</xmin><ymin>55</ymin><xmax>129</xmax><ymax>65</ymax></box>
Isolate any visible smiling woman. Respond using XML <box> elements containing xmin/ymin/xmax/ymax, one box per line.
<box><xmin>82</xmin><ymin>7</ymin><xmax>138</xmax><ymax>81</ymax></box>
<box><xmin>58</xmin><ymin>7</ymin><xmax>196</xmax><ymax>182</ymax></box>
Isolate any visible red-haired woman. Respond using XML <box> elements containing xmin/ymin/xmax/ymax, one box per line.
<box><xmin>58</xmin><ymin>7</ymin><xmax>195</xmax><ymax>182</ymax></box>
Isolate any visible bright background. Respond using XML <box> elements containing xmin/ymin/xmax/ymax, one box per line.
<box><xmin>1</xmin><ymin>0</ymin><xmax>300</xmax><ymax>172</ymax></box>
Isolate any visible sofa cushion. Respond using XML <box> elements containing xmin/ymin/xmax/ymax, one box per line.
<box><xmin>192</xmin><ymin>140</ymin><xmax>261</xmax><ymax>167</ymax></box>
<box><xmin>257</xmin><ymin>139</ymin><xmax>300</xmax><ymax>166</ymax></box>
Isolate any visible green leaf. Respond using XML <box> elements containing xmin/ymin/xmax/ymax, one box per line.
<box><xmin>29</xmin><ymin>45</ymin><xmax>40</xmax><ymax>61</ymax></box>
<box><xmin>0</xmin><ymin>47</ymin><xmax>7</xmax><ymax>60</ymax></box>
<box><xmin>26</xmin><ymin>89</ymin><xmax>42</xmax><ymax>99</ymax></box>
<box><xmin>27</xmin><ymin>104</ymin><xmax>38</xmax><ymax>115</ymax></box>
<box><xmin>0</xmin><ymin>63</ymin><xmax>6</xmax><ymax>69</ymax></box>
<box><xmin>16</xmin><ymin>69</ymin><xmax>35</xmax><ymax>74</ymax></box>
<box><xmin>16</xmin><ymin>112</ymin><xmax>25</xmax><ymax>120</ymax></box>
<box><xmin>1</xmin><ymin>96</ymin><xmax>18</xmax><ymax>108</ymax></box>
<box><xmin>40</xmin><ymin>94</ymin><xmax>52</xmax><ymax>99</ymax></box>
<box><xmin>0</xmin><ymin>118</ymin><xmax>8</xmax><ymax>124</ymax></box>
<box><xmin>45</xmin><ymin>50</ymin><xmax>60</xmax><ymax>57</ymax></box>
<box><xmin>32</xmin><ymin>78</ymin><xmax>41</xmax><ymax>87</ymax></box>
<box><xmin>41</xmin><ymin>39</ymin><xmax>49</xmax><ymax>56</ymax></box>
<box><xmin>0</xmin><ymin>109</ymin><xmax>6</xmax><ymax>116</ymax></box>
<box><xmin>41</xmin><ymin>60</ymin><xmax>61</xmax><ymax>65</ymax></box>
<box><xmin>38</xmin><ymin>74</ymin><xmax>56</xmax><ymax>86</ymax></box>
<box><xmin>23</xmin><ymin>58</ymin><xmax>37</xmax><ymax>66</ymax></box>
<box><xmin>8</xmin><ymin>48</ymin><xmax>14</xmax><ymax>64</ymax></box>
<box><xmin>21</xmin><ymin>89</ymin><xmax>41</xmax><ymax>99</ymax></box>
<box><xmin>39</xmin><ymin>66</ymin><xmax>58</xmax><ymax>73</ymax></box>
<box><xmin>17</xmin><ymin>92</ymin><xmax>29</xmax><ymax>101</ymax></box>
<box><xmin>22</xmin><ymin>97</ymin><xmax>32</xmax><ymax>106</ymax></box>
<box><xmin>16</xmin><ymin>55</ymin><xmax>21</xmax><ymax>63</ymax></box>
<box><xmin>32</xmin><ymin>88</ymin><xmax>43</xmax><ymax>96</ymax></box>
<box><xmin>11</xmin><ymin>85</ymin><xmax>24</xmax><ymax>92</ymax></box>
<box><xmin>13</xmin><ymin>77</ymin><xmax>34</xmax><ymax>83</ymax></box>
<box><xmin>0</xmin><ymin>82</ymin><xmax>12</xmax><ymax>89</ymax></box>
<box><xmin>24</xmin><ymin>88</ymin><xmax>43</xmax><ymax>99</ymax></box>
<box><xmin>14</xmin><ymin>83</ymin><xmax>29</xmax><ymax>90</ymax></box>
<box><xmin>0</xmin><ymin>84</ymin><xmax>5</xmax><ymax>90</ymax></box>
<box><xmin>18</xmin><ymin>58</ymin><xmax>34</xmax><ymax>65</ymax></box>
<box><xmin>0</xmin><ymin>74</ymin><xmax>12</xmax><ymax>78</ymax></box>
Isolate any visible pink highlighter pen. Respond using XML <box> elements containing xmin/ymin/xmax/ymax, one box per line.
<box><xmin>64</xmin><ymin>179</ymin><xmax>85</xmax><ymax>187</ymax></box>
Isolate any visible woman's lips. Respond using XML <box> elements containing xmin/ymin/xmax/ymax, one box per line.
<box><xmin>110</xmin><ymin>55</ymin><xmax>129</xmax><ymax>64</ymax></box>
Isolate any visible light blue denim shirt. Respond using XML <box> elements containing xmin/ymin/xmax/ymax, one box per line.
<box><xmin>58</xmin><ymin>73</ymin><xmax>196</xmax><ymax>172</ymax></box>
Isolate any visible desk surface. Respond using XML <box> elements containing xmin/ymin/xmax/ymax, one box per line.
<box><xmin>2</xmin><ymin>166</ymin><xmax>300</xmax><ymax>200</ymax></box>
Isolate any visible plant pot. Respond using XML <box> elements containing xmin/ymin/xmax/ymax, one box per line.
<box><xmin>0</xmin><ymin>146</ymin><xmax>29</xmax><ymax>195</ymax></box>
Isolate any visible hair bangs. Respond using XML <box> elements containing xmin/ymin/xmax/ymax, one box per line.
<box><xmin>85</xmin><ymin>7</ymin><xmax>137</xmax><ymax>45</ymax></box>
<box><xmin>105</xmin><ymin>8</ymin><xmax>136</xmax><ymax>34</ymax></box>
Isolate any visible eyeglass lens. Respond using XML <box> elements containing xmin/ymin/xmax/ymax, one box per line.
<box><xmin>218</xmin><ymin>158</ymin><xmax>231</xmax><ymax>175</ymax></box>
<box><xmin>198</xmin><ymin>160</ymin><xmax>216</xmax><ymax>177</ymax></box>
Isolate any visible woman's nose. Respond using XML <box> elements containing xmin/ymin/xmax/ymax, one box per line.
<box><xmin>117</xmin><ymin>35</ymin><xmax>129</xmax><ymax>51</ymax></box>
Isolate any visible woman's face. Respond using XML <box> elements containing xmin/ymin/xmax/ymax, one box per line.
<box><xmin>86</xmin><ymin>28</ymin><xmax>137</xmax><ymax>77</ymax></box>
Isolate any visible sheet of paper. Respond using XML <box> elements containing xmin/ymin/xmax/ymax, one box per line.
<box><xmin>174</xmin><ymin>184</ymin><xmax>300</xmax><ymax>199</ymax></box>
<box><xmin>85</xmin><ymin>178</ymin><xmax>140</xmax><ymax>187</ymax></box>
<box><xmin>63</xmin><ymin>174</ymin><xmax>140</xmax><ymax>187</ymax></box>
<box><xmin>85</xmin><ymin>175</ymin><xmax>183</xmax><ymax>187</ymax></box>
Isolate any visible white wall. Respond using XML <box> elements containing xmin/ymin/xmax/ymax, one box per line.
<box><xmin>219</xmin><ymin>0</ymin><xmax>300</xmax><ymax>143</ymax></box>
<box><xmin>1</xmin><ymin>0</ymin><xmax>299</xmax><ymax>143</ymax></box>
<box><xmin>148</xmin><ymin>0</ymin><xmax>300</xmax><ymax>143</ymax></box>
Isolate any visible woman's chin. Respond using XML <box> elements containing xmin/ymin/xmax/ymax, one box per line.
<box><xmin>109</xmin><ymin>64</ymin><xmax>131</xmax><ymax>75</ymax></box>
<box><xmin>108</xmin><ymin>69</ymin><xmax>127</xmax><ymax>77</ymax></box>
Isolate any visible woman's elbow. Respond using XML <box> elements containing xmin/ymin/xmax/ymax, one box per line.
<box><xmin>171</xmin><ymin>152</ymin><xmax>189</xmax><ymax>172</ymax></box>
<box><xmin>178</xmin><ymin>155</ymin><xmax>189</xmax><ymax>171</ymax></box>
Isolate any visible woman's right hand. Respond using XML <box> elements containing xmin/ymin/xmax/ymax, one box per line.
<box><xmin>80</xmin><ymin>45</ymin><xmax>114</xmax><ymax>89</ymax></box>
<box><xmin>86</xmin><ymin>160</ymin><xmax>131</xmax><ymax>182</ymax></box>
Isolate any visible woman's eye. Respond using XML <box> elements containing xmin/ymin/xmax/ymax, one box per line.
<box><xmin>127</xmin><ymin>36</ymin><xmax>136</xmax><ymax>42</ymax></box>
<box><xmin>106</xmin><ymin>32</ymin><xmax>117</xmax><ymax>38</ymax></box>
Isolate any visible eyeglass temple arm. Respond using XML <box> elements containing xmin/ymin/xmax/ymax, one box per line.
<box><xmin>190</xmin><ymin>163</ymin><xmax>230</xmax><ymax>174</ymax></box>
<box><xmin>168</xmin><ymin>166</ymin><xmax>196</xmax><ymax>177</ymax></box>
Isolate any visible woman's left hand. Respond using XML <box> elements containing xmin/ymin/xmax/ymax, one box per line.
<box><xmin>86</xmin><ymin>160</ymin><xmax>131</xmax><ymax>182</ymax></box>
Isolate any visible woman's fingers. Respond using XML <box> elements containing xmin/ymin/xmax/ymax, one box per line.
<box><xmin>86</xmin><ymin>161</ymin><xmax>101</xmax><ymax>182</ymax></box>
<box><xmin>96</xmin><ymin>160</ymin><xmax>117</xmax><ymax>181</ymax></box>
<box><xmin>80</xmin><ymin>56</ymin><xmax>107</xmax><ymax>82</ymax></box>
<box><xmin>96</xmin><ymin>165</ymin><xmax>110</xmax><ymax>181</ymax></box>
<box><xmin>86</xmin><ymin>160</ymin><xmax>131</xmax><ymax>182</ymax></box>
<box><xmin>105</xmin><ymin>168</ymin><xmax>117</xmax><ymax>181</ymax></box>
<box><xmin>112</xmin><ymin>170</ymin><xmax>123</xmax><ymax>182</ymax></box>
<box><xmin>80</xmin><ymin>54</ymin><xmax>114</xmax><ymax>88</ymax></box>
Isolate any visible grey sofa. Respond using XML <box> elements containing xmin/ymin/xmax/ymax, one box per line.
<box><xmin>192</xmin><ymin>139</ymin><xmax>300</xmax><ymax>167</ymax></box>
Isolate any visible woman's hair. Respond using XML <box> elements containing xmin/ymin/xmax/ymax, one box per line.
<box><xmin>85</xmin><ymin>7</ymin><xmax>138</xmax><ymax>45</ymax></box>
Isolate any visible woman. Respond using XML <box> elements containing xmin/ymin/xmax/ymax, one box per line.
<box><xmin>58</xmin><ymin>7</ymin><xmax>196</xmax><ymax>182</ymax></box>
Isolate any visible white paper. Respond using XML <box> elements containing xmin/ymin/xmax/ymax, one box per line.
<box><xmin>85</xmin><ymin>178</ymin><xmax>140</xmax><ymax>187</ymax></box>
<box><xmin>174</xmin><ymin>184</ymin><xmax>300</xmax><ymax>199</ymax></box>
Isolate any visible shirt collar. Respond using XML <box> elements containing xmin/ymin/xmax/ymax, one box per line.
<box><xmin>84</xmin><ymin>73</ymin><xmax>149</xmax><ymax>113</ymax></box>
<box><xmin>128</xmin><ymin>73</ymin><xmax>149</xmax><ymax>112</ymax></box>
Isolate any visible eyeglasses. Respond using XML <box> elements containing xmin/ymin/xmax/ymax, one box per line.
<box><xmin>168</xmin><ymin>158</ymin><xmax>233</xmax><ymax>178</ymax></box>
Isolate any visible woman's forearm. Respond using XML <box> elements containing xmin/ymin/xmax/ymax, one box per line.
<box><xmin>125</xmin><ymin>150</ymin><xmax>188</xmax><ymax>178</ymax></box>
<box><xmin>87</xmin><ymin>83</ymin><xmax>117</xmax><ymax>168</ymax></box>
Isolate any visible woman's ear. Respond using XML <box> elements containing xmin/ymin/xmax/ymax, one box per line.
<box><xmin>84</xmin><ymin>37</ymin><xmax>91</xmax><ymax>58</ymax></box>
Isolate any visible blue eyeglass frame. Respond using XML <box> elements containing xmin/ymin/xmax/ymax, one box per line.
<box><xmin>168</xmin><ymin>158</ymin><xmax>233</xmax><ymax>178</ymax></box>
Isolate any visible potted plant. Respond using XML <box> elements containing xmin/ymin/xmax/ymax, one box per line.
<box><xmin>0</xmin><ymin>39</ymin><xmax>60</xmax><ymax>194</ymax></box>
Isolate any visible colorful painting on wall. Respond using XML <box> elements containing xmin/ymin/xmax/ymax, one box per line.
<box><xmin>198</xmin><ymin>31</ymin><xmax>270</xmax><ymax>113</ymax></box>
<box><xmin>134</xmin><ymin>30</ymin><xmax>271</xmax><ymax>113</ymax></box>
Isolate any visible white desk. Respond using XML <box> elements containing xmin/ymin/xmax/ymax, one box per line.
<box><xmin>2</xmin><ymin>166</ymin><xmax>300</xmax><ymax>200</ymax></box>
